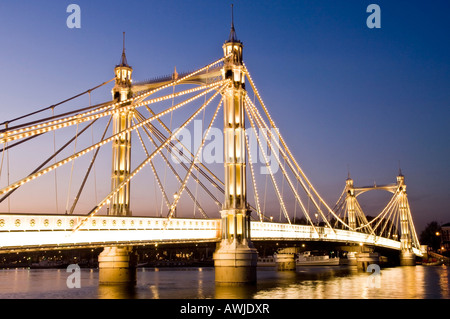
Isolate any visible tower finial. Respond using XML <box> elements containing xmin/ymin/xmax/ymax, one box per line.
<box><xmin>227</xmin><ymin>4</ymin><xmax>239</xmax><ymax>43</ymax></box>
<box><xmin>118</xmin><ymin>31</ymin><xmax>129</xmax><ymax>67</ymax></box>
<box><xmin>172</xmin><ymin>66</ymin><xmax>178</xmax><ymax>81</ymax></box>
<box><xmin>123</xmin><ymin>32</ymin><xmax>125</xmax><ymax>54</ymax></box>
<box><xmin>398</xmin><ymin>160</ymin><xmax>403</xmax><ymax>177</ymax></box>
<box><xmin>231</xmin><ymin>4</ymin><xmax>234</xmax><ymax>28</ymax></box>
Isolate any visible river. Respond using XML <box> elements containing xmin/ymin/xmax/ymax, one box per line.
<box><xmin>0</xmin><ymin>265</ymin><xmax>448</xmax><ymax>299</ymax></box>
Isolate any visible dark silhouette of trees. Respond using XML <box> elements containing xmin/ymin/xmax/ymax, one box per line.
<box><xmin>419</xmin><ymin>221</ymin><xmax>441</xmax><ymax>251</ymax></box>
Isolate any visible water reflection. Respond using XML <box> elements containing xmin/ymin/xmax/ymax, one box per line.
<box><xmin>0</xmin><ymin>265</ymin><xmax>448</xmax><ymax>299</ymax></box>
<box><xmin>439</xmin><ymin>265</ymin><xmax>449</xmax><ymax>298</ymax></box>
<box><xmin>98</xmin><ymin>283</ymin><xmax>136</xmax><ymax>299</ymax></box>
<box><xmin>215</xmin><ymin>283</ymin><xmax>258</xmax><ymax>299</ymax></box>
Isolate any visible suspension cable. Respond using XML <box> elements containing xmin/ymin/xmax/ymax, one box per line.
<box><xmin>134</xmin><ymin>110</ymin><xmax>220</xmax><ymax>212</ymax></box>
<box><xmin>145</xmin><ymin>106</ymin><xmax>225</xmax><ymax>190</ymax></box>
<box><xmin>52</xmin><ymin>107</ymin><xmax>59</xmax><ymax>214</ymax></box>
<box><xmin>136</xmin><ymin>119</ymin><xmax>209</xmax><ymax>217</ymax></box>
<box><xmin>90</xmin><ymin>91</ymin><xmax>98</xmax><ymax>205</ymax></box>
<box><xmin>71</xmin><ymin>86</ymin><xmax>226</xmax><ymax>232</ymax></box>
<box><xmin>166</xmin><ymin>97</ymin><xmax>223</xmax><ymax>223</ymax></box>
<box><xmin>246</xmin><ymin>100</ymin><xmax>318</xmax><ymax>227</ymax></box>
<box><xmin>355</xmin><ymin>188</ymin><xmax>400</xmax><ymax>230</ymax></box>
<box><xmin>0</xmin><ymin>78</ymin><xmax>114</xmax><ymax>128</ymax></box>
<box><xmin>0</xmin><ymin>119</ymin><xmax>99</xmax><ymax>204</ymax></box>
<box><xmin>245</xmin><ymin>102</ymin><xmax>291</xmax><ymax>224</ymax></box>
<box><xmin>0</xmin><ymin>83</ymin><xmax>223</xmax><ymax>197</ymax></box>
<box><xmin>244</xmin><ymin>66</ymin><xmax>347</xmax><ymax>228</ymax></box>
<box><xmin>245</xmin><ymin>128</ymin><xmax>263</xmax><ymax>222</ymax></box>
<box><xmin>1</xmin><ymin>56</ymin><xmax>226</xmax><ymax>136</ymax></box>
<box><xmin>132</xmin><ymin>117</ymin><xmax>170</xmax><ymax>210</ymax></box>
<box><xmin>65</xmin><ymin>122</ymin><xmax>79</xmax><ymax>213</ymax></box>
<box><xmin>245</xmin><ymin>96</ymin><xmax>342</xmax><ymax>230</ymax></box>
<box><xmin>68</xmin><ymin>116</ymin><xmax>112</xmax><ymax>214</ymax></box>
<box><xmin>0</xmin><ymin>79</ymin><xmax>227</xmax><ymax>145</ymax></box>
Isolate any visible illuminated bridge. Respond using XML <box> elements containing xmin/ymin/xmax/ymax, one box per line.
<box><xmin>0</xmin><ymin>16</ymin><xmax>421</xmax><ymax>283</ymax></box>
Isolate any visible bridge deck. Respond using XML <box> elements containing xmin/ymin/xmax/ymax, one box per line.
<box><xmin>0</xmin><ymin>214</ymin><xmax>421</xmax><ymax>256</ymax></box>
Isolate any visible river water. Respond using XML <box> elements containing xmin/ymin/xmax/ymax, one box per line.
<box><xmin>0</xmin><ymin>265</ymin><xmax>448</xmax><ymax>299</ymax></box>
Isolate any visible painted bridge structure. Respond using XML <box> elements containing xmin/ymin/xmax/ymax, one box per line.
<box><xmin>0</xmin><ymin>13</ymin><xmax>422</xmax><ymax>284</ymax></box>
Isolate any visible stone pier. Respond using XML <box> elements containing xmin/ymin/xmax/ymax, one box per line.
<box><xmin>275</xmin><ymin>253</ymin><xmax>296</xmax><ymax>271</ymax></box>
<box><xmin>98</xmin><ymin>246</ymin><xmax>137</xmax><ymax>285</ymax></box>
<box><xmin>355</xmin><ymin>252</ymin><xmax>379</xmax><ymax>271</ymax></box>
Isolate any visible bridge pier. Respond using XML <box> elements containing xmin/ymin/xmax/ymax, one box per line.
<box><xmin>400</xmin><ymin>251</ymin><xmax>416</xmax><ymax>266</ymax></box>
<box><xmin>275</xmin><ymin>253</ymin><xmax>296</xmax><ymax>271</ymax></box>
<box><xmin>397</xmin><ymin>174</ymin><xmax>416</xmax><ymax>266</ymax></box>
<box><xmin>355</xmin><ymin>252</ymin><xmax>379</xmax><ymax>271</ymax></box>
<box><xmin>347</xmin><ymin>251</ymin><xmax>357</xmax><ymax>266</ymax></box>
<box><xmin>213</xmin><ymin>19</ymin><xmax>258</xmax><ymax>285</ymax></box>
<box><xmin>98</xmin><ymin>246</ymin><xmax>137</xmax><ymax>285</ymax></box>
<box><xmin>214</xmin><ymin>240</ymin><xmax>258</xmax><ymax>285</ymax></box>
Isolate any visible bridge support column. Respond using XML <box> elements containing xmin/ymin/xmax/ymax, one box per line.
<box><xmin>213</xmin><ymin>26</ymin><xmax>258</xmax><ymax>285</ymax></box>
<box><xmin>98</xmin><ymin>35</ymin><xmax>137</xmax><ymax>286</ymax></box>
<box><xmin>397</xmin><ymin>174</ymin><xmax>416</xmax><ymax>266</ymax></box>
<box><xmin>214</xmin><ymin>239</ymin><xmax>258</xmax><ymax>285</ymax></box>
<box><xmin>346</xmin><ymin>251</ymin><xmax>357</xmax><ymax>266</ymax></box>
<box><xmin>345</xmin><ymin>177</ymin><xmax>357</xmax><ymax>230</ymax></box>
<box><xmin>98</xmin><ymin>246</ymin><xmax>137</xmax><ymax>285</ymax></box>
<box><xmin>400</xmin><ymin>251</ymin><xmax>416</xmax><ymax>266</ymax></box>
<box><xmin>214</xmin><ymin>209</ymin><xmax>258</xmax><ymax>285</ymax></box>
<box><xmin>110</xmin><ymin>33</ymin><xmax>133</xmax><ymax>218</ymax></box>
<box><xmin>355</xmin><ymin>252</ymin><xmax>379</xmax><ymax>271</ymax></box>
<box><xmin>275</xmin><ymin>253</ymin><xmax>296</xmax><ymax>271</ymax></box>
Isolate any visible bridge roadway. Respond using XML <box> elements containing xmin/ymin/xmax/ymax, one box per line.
<box><xmin>0</xmin><ymin>213</ymin><xmax>422</xmax><ymax>256</ymax></box>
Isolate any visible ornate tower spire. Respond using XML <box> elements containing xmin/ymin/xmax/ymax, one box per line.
<box><xmin>398</xmin><ymin>160</ymin><xmax>404</xmax><ymax>177</ymax></box>
<box><xmin>228</xmin><ymin>4</ymin><xmax>239</xmax><ymax>43</ymax></box>
<box><xmin>113</xmin><ymin>32</ymin><xmax>133</xmax><ymax>96</ymax></box>
<box><xmin>110</xmin><ymin>32</ymin><xmax>133</xmax><ymax>216</ymax></box>
<box><xmin>213</xmin><ymin>4</ymin><xmax>257</xmax><ymax>285</ymax></box>
<box><xmin>118</xmin><ymin>32</ymin><xmax>129</xmax><ymax>67</ymax></box>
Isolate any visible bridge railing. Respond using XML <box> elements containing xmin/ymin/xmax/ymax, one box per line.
<box><xmin>250</xmin><ymin>222</ymin><xmax>418</xmax><ymax>253</ymax></box>
<box><xmin>0</xmin><ymin>214</ymin><xmax>221</xmax><ymax>252</ymax></box>
<box><xmin>0</xmin><ymin>214</ymin><xmax>421</xmax><ymax>256</ymax></box>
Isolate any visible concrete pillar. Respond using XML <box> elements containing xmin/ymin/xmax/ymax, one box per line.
<box><xmin>397</xmin><ymin>174</ymin><xmax>416</xmax><ymax>267</ymax></box>
<box><xmin>400</xmin><ymin>251</ymin><xmax>416</xmax><ymax>266</ymax></box>
<box><xmin>347</xmin><ymin>251</ymin><xmax>357</xmax><ymax>266</ymax></box>
<box><xmin>99</xmin><ymin>35</ymin><xmax>137</xmax><ymax>286</ymax></box>
<box><xmin>275</xmin><ymin>253</ymin><xmax>296</xmax><ymax>271</ymax></box>
<box><xmin>110</xmin><ymin>34</ymin><xmax>133</xmax><ymax>217</ymax></box>
<box><xmin>355</xmin><ymin>252</ymin><xmax>379</xmax><ymax>271</ymax></box>
<box><xmin>345</xmin><ymin>177</ymin><xmax>356</xmax><ymax>230</ymax></box>
<box><xmin>98</xmin><ymin>246</ymin><xmax>137</xmax><ymax>285</ymax></box>
<box><xmin>214</xmin><ymin>241</ymin><xmax>258</xmax><ymax>284</ymax></box>
<box><xmin>213</xmin><ymin>22</ymin><xmax>258</xmax><ymax>285</ymax></box>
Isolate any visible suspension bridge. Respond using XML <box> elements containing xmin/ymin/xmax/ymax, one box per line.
<box><xmin>0</xmin><ymin>18</ymin><xmax>422</xmax><ymax>284</ymax></box>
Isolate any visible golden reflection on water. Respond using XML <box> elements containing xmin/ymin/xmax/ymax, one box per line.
<box><xmin>253</xmin><ymin>265</ymin><xmax>437</xmax><ymax>299</ymax></box>
<box><xmin>98</xmin><ymin>283</ymin><xmax>136</xmax><ymax>299</ymax></box>
<box><xmin>0</xmin><ymin>265</ymin><xmax>448</xmax><ymax>299</ymax></box>
<box><xmin>439</xmin><ymin>265</ymin><xmax>449</xmax><ymax>298</ymax></box>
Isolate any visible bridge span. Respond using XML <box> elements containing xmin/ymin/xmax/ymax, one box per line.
<box><xmin>0</xmin><ymin>11</ymin><xmax>423</xmax><ymax>283</ymax></box>
<box><xmin>0</xmin><ymin>214</ymin><xmax>421</xmax><ymax>256</ymax></box>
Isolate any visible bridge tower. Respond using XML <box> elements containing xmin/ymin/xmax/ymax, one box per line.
<box><xmin>98</xmin><ymin>33</ymin><xmax>137</xmax><ymax>285</ymax></box>
<box><xmin>213</xmin><ymin>11</ymin><xmax>258</xmax><ymax>284</ymax></box>
<box><xmin>109</xmin><ymin>32</ymin><xmax>133</xmax><ymax>217</ymax></box>
<box><xmin>345</xmin><ymin>176</ymin><xmax>357</xmax><ymax>230</ymax></box>
<box><xmin>397</xmin><ymin>172</ymin><xmax>415</xmax><ymax>266</ymax></box>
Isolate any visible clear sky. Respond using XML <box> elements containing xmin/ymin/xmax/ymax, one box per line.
<box><xmin>0</xmin><ymin>0</ymin><xmax>449</xmax><ymax>233</ymax></box>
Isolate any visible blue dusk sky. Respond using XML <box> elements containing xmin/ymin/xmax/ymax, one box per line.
<box><xmin>0</xmin><ymin>1</ymin><xmax>449</xmax><ymax>233</ymax></box>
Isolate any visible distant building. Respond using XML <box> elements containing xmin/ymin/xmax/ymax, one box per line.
<box><xmin>441</xmin><ymin>223</ymin><xmax>450</xmax><ymax>254</ymax></box>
